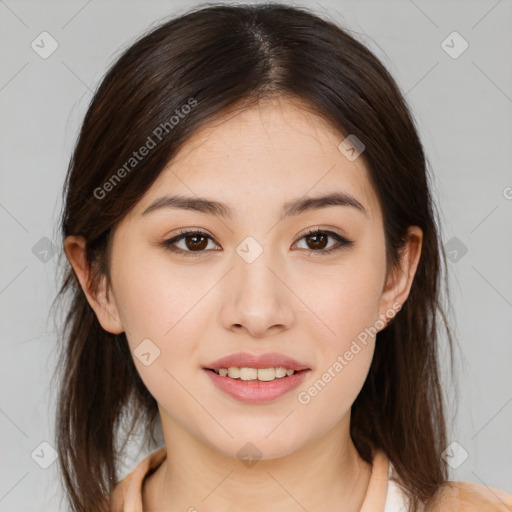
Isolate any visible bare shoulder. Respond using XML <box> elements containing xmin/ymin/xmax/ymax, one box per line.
<box><xmin>428</xmin><ymin>480</ymin><xmax>512</xmax><ymax>511</ymax></box>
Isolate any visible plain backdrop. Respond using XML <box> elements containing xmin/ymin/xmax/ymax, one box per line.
<box><xmin>1</xmin><ymin>0</ymin><xmax>511</xmax><ymax>510</ymax></box>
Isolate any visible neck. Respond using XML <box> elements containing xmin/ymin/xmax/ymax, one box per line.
<box><xmin>143</xmin><ymin>412</ymin><xmax>373</xmax><ymax>512</ymax></box>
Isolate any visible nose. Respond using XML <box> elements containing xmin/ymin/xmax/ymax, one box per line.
<box><xmin>219</xmin><ymin>244</ymin><xmax>295</xmax><ymax>338</ymax></box>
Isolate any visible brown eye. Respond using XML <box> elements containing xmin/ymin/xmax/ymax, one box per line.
<box><xmin>294</xmin><ymin>229</ymin><xmax>353</xmax><ymax>255</ymax></box>
<box><xmin>305</xmin><ymin>232</ymin><xmax>329</xmax><ymax>251</ymax></box>
<box><xmin>161</xmin><ymin>230</ymin><xmax>219</xmax><ymax>256</ymax></box>
<box><xmin>161</xmin><ymin>228</ymin><xmax>353</xmax><ymax>257</ymax></box>
<box><xmin>184</xmin><ymin>233</ymin><xmax>208</xmax><ymax>251</ymax></box>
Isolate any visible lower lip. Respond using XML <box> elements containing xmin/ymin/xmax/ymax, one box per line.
<box><xmin>203</xmin><ymin>368</ymin><xmax>311</xmax><ymax>403</ymax></box>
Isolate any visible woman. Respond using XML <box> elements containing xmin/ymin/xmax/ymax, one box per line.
<box><xmin>53</xmin><ymin>3</ymin><xmax>512</xmax><ymax>511</ymax></box>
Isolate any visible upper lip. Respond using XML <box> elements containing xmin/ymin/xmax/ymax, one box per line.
<box><xmin>204</xmin><ymin>352</ymin><xmax>311</xmax><ymax>371</ymax></box>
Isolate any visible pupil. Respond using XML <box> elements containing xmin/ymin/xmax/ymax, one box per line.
<box><xmin>308</xmin><ymin>233</ymin><xmax>327</xmax><ymax>250</ymax></box>
<box><xmin>187</xmin><ymin>235</ymin><xmax>207</xmax><ymax>251</ymax></box>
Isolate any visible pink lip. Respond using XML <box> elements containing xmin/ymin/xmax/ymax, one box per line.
<box><xmin>203</xmin><ymin>367</ymin><xmax>311</xmax><ymax>403</ymax></box>
<box><xmin>204</xmin><ymin>351</ymin><xmax>311</xmax><ymax>371</ymax></box>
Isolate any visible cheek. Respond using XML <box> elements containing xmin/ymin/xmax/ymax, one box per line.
<box><xmin>296</xmin><ymin>271</ymin><xmax>380</xmax><ymax>427</ymax></box>
<box><xmin>112</xmin><ymin>248</ymin><xmax>208</xmax><ymax>342</ymax></box>
<box><xmin>110</xmin><ymin>253</ymin><xmax>210</xmax><ymax>414</ymax></box>
<box><xmin>295</xmin><ymin>338</ymin><xmax>375</xmax><ymax>445</ymax></box>
<box><xmin>111</xmin><ymin>248</ymin><xmax>217</xmax><ymax>380</ymax></box>
<box><xmin>301</xmin><ymin>257</ymin><xmax>385</xmax><ymax>348</ymax></box>
<box><xmin>296</xmin><ymin>251</ymin><xmax>384</xmax><ymax>408</ymax></box>
<box><xmin>330</xmin><ymin>278</ymin><xmax>382</xmax><ymax>342</ymax></box>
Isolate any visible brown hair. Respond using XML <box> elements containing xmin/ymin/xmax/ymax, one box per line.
<box><xmin>52</xmin><ymin>2</ymin><xmax>457</xmax><ymax>511</ymax></box>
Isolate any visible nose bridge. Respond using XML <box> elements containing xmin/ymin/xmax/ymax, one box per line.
<box><xmin>234</xmin><ymin>233</ymin><xmax>283</xmax><ymax>296</ymax></box>
<box><xmin>224</xmin><ymin>233</ymin><xmax>293</xmax><ymax>333</ymax></box>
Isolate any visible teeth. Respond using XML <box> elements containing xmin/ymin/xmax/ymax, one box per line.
<box><xmin>255</xmin><ymin>368</ymin><xmax>275</xmax><ymax>381</ymax></box>
<box><xmin>275</xmin><ymin>367</ymin><xmax>287</xmax><ymax>378</ymax></box>
<box><xmin>213</xmin><ymin>366</ymin><xmax>297</xmax><ymax>381</ymax></box>
<box><xmin>227</xmin><ymin>367</ymin><xmax>240</xmax><ymax>378</ymax></box>
<box><xmin>239</xmin><ymin>367</ymin><xmax>258</xmax><ymax>380</ymax></box>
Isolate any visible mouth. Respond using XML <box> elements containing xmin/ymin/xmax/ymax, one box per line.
<box><xmin>204</xmin><ymin>352</ymin><xmax>311</xmax><ymax>376</ymax></box>
<box><xmin>202</xmin><ymin>366</ymin><xmax>312</xmax><ymax>403</ymax></box>
<box><xmin>203</xmin><ymin>367</ymin><xmax>310</xmax><ymax>382</ymax></box>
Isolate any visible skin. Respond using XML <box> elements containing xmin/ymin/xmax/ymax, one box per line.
<box><xmin>65</xmin><ymin>96</ymin><xmax>422</xmax><ymax>512</ymax></box>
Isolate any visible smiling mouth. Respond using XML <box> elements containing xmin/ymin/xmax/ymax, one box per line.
<box><xmin>205</xmin><ymin>367</ymin><xmax>309</xmax><ymax>382</ymax></box>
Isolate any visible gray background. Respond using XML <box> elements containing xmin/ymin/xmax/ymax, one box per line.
<box><xmin>1</xmin><ymin>0</ymin><xmax>511</xmax><ymax>510</ymax></box>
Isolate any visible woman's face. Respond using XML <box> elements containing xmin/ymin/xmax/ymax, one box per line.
<box><xmin>78</xmin><ymin>97</ymin><xmax>420</xmax><ymax>459</ymax></box>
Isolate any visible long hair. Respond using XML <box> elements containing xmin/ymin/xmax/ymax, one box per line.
<box><xmin>51</xmin><ymin>3</ymin><xmax>456</xmax><ymax>511</ymax></box>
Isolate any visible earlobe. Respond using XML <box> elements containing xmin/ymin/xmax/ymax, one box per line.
<box><xmin>378</xmin><ymin>226</ymin><xmax>423</xmax><ymax>326</ymax></box>
<box><xmin>63</xmin><ymin>235</ymin><xmax>124</xmax><ymax>334</ymax></box>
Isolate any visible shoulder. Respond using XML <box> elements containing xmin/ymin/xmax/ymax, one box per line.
<box><xmin>428</xmin><ymin>480</ymin><xmax>512</xmax><ymax>512</ymax></box>
<box><xmin>109</xmin><ymin>446</ymin><xmax>167</xmax><ymax>512</ymax></box>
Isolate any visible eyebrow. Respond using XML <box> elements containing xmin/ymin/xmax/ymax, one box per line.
<box><xmin>141</xmin><ymin>191</ymin><xmax>367</xmax><ymax>218</ymax></box>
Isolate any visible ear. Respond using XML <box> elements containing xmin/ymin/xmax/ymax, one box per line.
<box><xmin>378</xmin><ymin>226</ymin><xmax>423</xmax><ymax>328</ymax></box>
<box><xmin>63</xmin><ymin>235</ymin><xmax>124</xmax><ymax>334</ymax></box>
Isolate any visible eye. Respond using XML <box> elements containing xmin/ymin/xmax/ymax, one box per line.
<box><xmin>160</xmin><ymin>228</ymin><xmax>353</xmax><ymax>256</ymax></box>
<box><xmin>293</xmin><ymin>228</ymin><xmax>353</xmax><ymax>255</ymax></box>
<box><xmin>161</xmin><ymin>229</ymin><xmax>220</xmax><ymax>256</ymax></box>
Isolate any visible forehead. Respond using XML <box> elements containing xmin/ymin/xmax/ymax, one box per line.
<box><xmin>130</xmin><ymin>97</ymin><xmax>381</xmax><ymax>224</ymax></box>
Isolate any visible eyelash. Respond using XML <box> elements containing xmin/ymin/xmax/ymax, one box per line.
<box><xmin>160</xmin><ymin>228</ymin><xmax>353</xmax><ymax>257</ymax></box>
